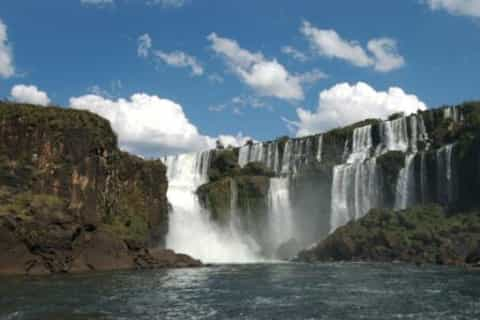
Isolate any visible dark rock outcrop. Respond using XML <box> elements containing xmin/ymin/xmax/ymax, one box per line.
<box><xmin>0</xmin><ymin>102</ymin><xmax>200</xmax><ymax>275</ymax></box>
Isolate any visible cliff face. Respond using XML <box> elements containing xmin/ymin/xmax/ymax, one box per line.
<box><xmin>0</xmin><ymin>103</ymin><xmax>199</xmax><ymax>275</ymax></box>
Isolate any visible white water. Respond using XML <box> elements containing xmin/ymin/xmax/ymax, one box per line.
<box><xmin>267</xmin><ymin>177</ymin><xmax>295</xmax><ymax>255</ymax></box>
<box><xmin>381</xmin><ymin>118</ymin><xmax>409</xmax><ymax>152</ymax></box>
<box><xmin>164</xmin><ymin>151</ymin><xmax>261</xmax><ymax>263</ymax></box>
<box><xmin>444</xmin><ymin>107</ymin><xmax>462</xmax><ymax>122</ymax></box>
<box><xmin>394</xmin><ymin>153</ymin><xmax>416</xmax><ymax>210</ymax></box>
<box><xmin>330</xmin><ymin>125</ymin><xmax>378</xmax><ymax>232</ymax></box>
<box><xmin>436</xmin><ymin>144</ymin><xmax>455</xmax><ymax>204</ymax></box>
<box><xmin>316</xmin><ymin>135</ymin><xmax>323</xmax><ymax>162</ymax></box>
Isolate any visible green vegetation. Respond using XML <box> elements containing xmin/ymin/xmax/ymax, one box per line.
<box><xmin>207</xmin><ymin>149</ymin><xmax>274</xmax><ymax>182</ymax></box>
<box><xmin>300</xmin><ymin>205</ymin><xmax>480</xmax><ymax>265</ymax></box>
<box><xmin>0</xmin><ymin>192</ymin><xmax>66</xmax><ymax>221</ymax></box>
<box><xmin>0</xmin><ymin>102</ymin><xmax>117</xmax><ymax>151</ymax></box>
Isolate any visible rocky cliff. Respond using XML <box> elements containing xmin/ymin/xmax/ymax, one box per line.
<box><xmin>0</xmin><ymin>102</ymin><xmax>200</xmax><ymax>275</ymax></box>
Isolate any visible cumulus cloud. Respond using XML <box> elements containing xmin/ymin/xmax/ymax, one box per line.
<box><xmin>0</xmin><ymin>19</ymin><xmax>14</xmax><ymax>78</ymax></box>
<box><xmin>426</xmin><ymin>0</ymin><xmax>480</xmax><ymax>17</ymax></box>
<box><xmin>154</xmin><ymin>50</ymin><xmax>204</xmax><ymax>76</ymax></box>
<box><xmin>281</xmin><ymin>46</ymin><xmax>308</xmax><ymax>62</ymax></box>
<box><xmin>10</xmin><ymin>85</ymin><xmax>51</xmax><ymax>106</ymax></box>
<box><xmin>301</xmin><ymin>21</ymin><xmax>405</xmax><ymax>72</ymax></box>
<box><xmin>137</xmin><ymin>34</ymin><xmax>152</xmax><ymax>58</ymax></box>
<box><xmin>290</xmin><ymin>82</ymin><xmax>427</xmax><ymax>137</ymax></box>
<box><xmin>80</xmin><ymin>0</ymin><xmax>114</xmax><ymax>7</ymax></box>
<box><xmin>208</xmin><ymin>33</ymin><xmax>304</xmax><ymax>100</ymax></box>
<box><xmin>69</xmin><ymin>93</ymin><xmax>250</xmax><ymax>156</ymax></box>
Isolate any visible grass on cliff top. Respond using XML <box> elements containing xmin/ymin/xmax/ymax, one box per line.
<box><xmin>0</xmin><ymin>101</ymin><xmax>117</xmax><ymax>148</ymax></box>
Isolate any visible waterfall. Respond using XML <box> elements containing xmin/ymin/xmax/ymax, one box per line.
<box><xmin>420</xmin><ymin>152</ymin><xmax>428</xmax><ymax>203</ymax></box>
<box><xmin>239</xmin><ymin>141</ymin><xmax>283</xmax><ymax>173</ymax></box>
<box><xmin>316</xmin><ymin>135</ymin><xmax>323</xmax><ymax>162</ymax></box>
<box><xmin>238</xmin><ymin>145</ymin><xmax>250</xmax><ymax>168</ymax></box>
<box><xmin>444</xmin><ymin>107</ymin><xmax>461</xmax><ymax>122</ymax></box>
<box><xmin>281</xmin><ymin>140</ymin><xmax>292</xmax><ymax>174</ymax></box>
<box><xmin>381</xmin><ymin>117</ymin><xmax>409</xmax><ymax>152</ymax></box>
<box><xmin>349</xmin><ymin>125</ymin><xmax>372</xmax><ymax>163</ymax></box>
<box><xmin>330</xmin><ymin>125</ymin><xmax>378</xmax><ymax>232</ymax></box>
<box><xmin>163</xmin><ymin>151</ymin><xmax>261</xmax><ymax>263</ymax></box>
<box><xmin>394</xmin><ymin>153</ymin><xmax>416</xmax><ymax>210</ymax></box>
<box><xmin>238</xmin><ymin>143</ymin><xmax>264</xmax><ymax>167</ymax></box>
<box><xmin>267</xmin><ymin>177</ymin><xmax>295</xmax><ymax>256</ymax></box>
<box><xmin>436</xmin><ymin>144</ymin><xmax>455</xmax><ymax>204</ymax></box>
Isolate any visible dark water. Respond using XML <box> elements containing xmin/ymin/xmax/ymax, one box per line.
<box><xmin>1</xmin><ymin>263</ymin><xmax>480</xmax><ymax>320</ymax></box>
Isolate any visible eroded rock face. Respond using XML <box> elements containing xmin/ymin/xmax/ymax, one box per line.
<box><xmin>0</xmin><ymin>103</ymin><xmax>199</xmax><ymax>275</ymax></box>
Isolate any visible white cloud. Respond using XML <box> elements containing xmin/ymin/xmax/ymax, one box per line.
<box><xmin>154</xmin><ymin>50</ymin><xmax>204</xmax><ymax>76</ymax></box>
<box><xmin>147</xmin><ymin>0</ymin><xmax>186</xmax><ymax>8</ymax></box>
<box><xmin>297</xmin><ymin>69</ymin><xmax>328</xmax><ymax>84</ymax></box>
<box><xmin>231</xmin><ymin>95</ymin><xmax>266</xmax><ymax>109</ymax></box>
<box><xmin>367</xmin><ymin>38</ymin><xmax>405</xmax><ymax>72</ymax></box>
<box><xmin>137</xmin><ymin>34</ymin><xmax>152</xmax><ymax>58</ymax></box>
<box><xmin>69</xmin><ymin>93</ymin><xmax>250</xmax><ymax>156</ymax></box>
<box><xmin>426</xmin><ymin>0</ymin><xmax>480</xmax><ymax>17</ymax></box>
<box><xmin>80</xmin><ymin>0</ymin><xmax>114</xmax><ymax>7</ymax></box>
<box><xmin>301</xmin><ymin>21</ymin><xmax>405</xmax><ymax>72</ymax></box>
<box><xmin>208</xmin><ymin>33</ymin><xmax>304</xmax><ymax>100</ymax></box>
<box><xmin>0</xmin><ymin>19</ymin><xmax>14</xmax><ymax>78</ymax></box>
<box><xmin>10</xmin><ymin>85</ymin><xmax>50</xmax><ymax>106</ymax></box>
<box><xmin>301</xmin><ymin>21</ymin><xmax>372</xmax><ymax>67</ymax></box>
<box><xmin>217</xmin><ymin>133</ymin><xmax>251</xmax><ymax>148</ymax></box>
<box><xmin>290</xmin><ymin>82</ymin><xmax>427</xmax><ymax>137</ymax></box>
<box><xmin>281</xmin><ymin>46</ymin><xmax>308</xmax><ymax>62</ymax></box>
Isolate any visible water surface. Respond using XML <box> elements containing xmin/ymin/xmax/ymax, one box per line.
<box><xmin>1</xmin><ymin>263</ymin><xmax>479</xmax><ymax>319</ymax></box>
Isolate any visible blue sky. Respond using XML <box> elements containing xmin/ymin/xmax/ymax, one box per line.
<box><xmin>0</xmin><ymin>0</ymin><xmax>479</xmax><ymax>156</ymax></box>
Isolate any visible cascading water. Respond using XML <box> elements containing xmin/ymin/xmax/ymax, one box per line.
<box><xmin>394</xmin><ymin>153</ymin><xmax>416</xmax><ymax>210</ymax></box>
<box><xmin>330</xmin><ymin>125</ymin><xmax>378</xmax><ymax>232</ymax></box>
<box><xmin>267</xmin><ymin>177</ymin><xmax>295</xmax><ymax>256</ymax></box>
<box><xmin>436</xmin><ymin>144</ymin><xmax>455</xmax><ymax>204</ymax></box>
<box><xmin>316</xmin><ymin>135</ymin><xmax>323</xmax><ymax>162</ymax></box>
<box><xmin>164</xmin><ymin>151</ymin><xmax>261</xmax><ymax>263</ymax></box>
<box><xmin>381</xmin><ymin>117</ymin><xmax>409</xmax><ymax>152</ymax></box>
<box><xmin>330</xmin><ymin>113</ymin><xmax>432</xmax><ymax>232</ymax></box>
<box><xmin>162</xmin><ymin>106</ymin><xmax>464</xmax><ymax>262</ymax></box>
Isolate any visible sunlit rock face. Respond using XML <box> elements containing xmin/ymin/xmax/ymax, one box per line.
<box><xmin>163</xmin><ymin>102</ymin><xmax>480</xmax><ymax>262</ymax></box>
